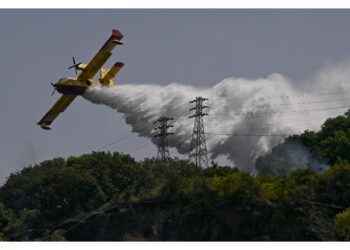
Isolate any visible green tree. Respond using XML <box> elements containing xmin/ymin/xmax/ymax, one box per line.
<box><xmin>0</xmin><ymin>202</ymin><xmax>23</xmax><ymax>240</ymax></box>
<box><xmin>335</xmin><ymin>208</ymin><xmax>350</xmax><ymax>240</ymax></box>
<box><xmin>256</xmin><ymin>109</ymin><xmax>350</xmax><ymax>176</ymax></box>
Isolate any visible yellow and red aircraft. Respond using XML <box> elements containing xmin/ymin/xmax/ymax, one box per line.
<box><xmin>37</xmin><ymin>29</ymin><xmax>124</xmax><ymax>130</ymax></box>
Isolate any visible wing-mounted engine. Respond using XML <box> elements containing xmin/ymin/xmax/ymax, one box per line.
<box><xmin>99</xmin><ymin>62</ymin><xmax>124</xmax><ymax>86</ymax></box>
<box><xmin>75</xmin><ymin>63</ymin><xmax>88</xmax><ymax>71</ymax></box>
<box><xmin>68</xmin><ymin>57</ymin><xmax>88</xmax><ymax>74</ymax></box>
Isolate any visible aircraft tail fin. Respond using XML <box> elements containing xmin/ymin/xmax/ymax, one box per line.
<box><xmin>99</xmin><ymin>68</ymin><xmax>108</xmax><ymax>79</ymax></box>
<box><xmin>99</xmin><ymin>62</ymin><xmax>124</xmax><ymax>86</ymax></box>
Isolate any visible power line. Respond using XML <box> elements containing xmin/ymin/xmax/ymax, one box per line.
<box><xmin>205</xmin><ymin>132</ymin><xmax>292</xmax><ymax>137</ymax></box>
<box><xmin>4</xmin><ymin>89</ymin><xmax>350</xmax><ymax>206</ymax></box>
<box><xmin>172</xmin><ymin>102</ymin><xmax>350</xmax><ymax>124</ymax></box>
<box><xmin>219</xmin><ymin>90</ymin><xmax>350</xmax><ymax>101</ymax></box>
<box><xmin>213</xmin><ymin>97</ymin><xmax>350</xmax><ymax>108</ymax></box>
<box><xmin>0</xmin><ymin>133</ymin><xmax>137</xmax><ymax>196</ymax></box>
<box><xmin>205</xmin><ymin>119</ymin><xmax>326</xmax><ymax>131</ymax></box>
<box><xmin>204</xmin><ymin>104</ymin><xmax>350</xmax><ymax>118</ymax></box>
<box><xmin>0</xmin><ymin>141</ymin><xmax>156</xmax><ymax>238</ymax></box>
<box><xmin>124</xmin><ymin>140</ymin><xmax>153</xmax><ymax>156</ymax></box>
<box><xmin>0</xmin><ymin>138</ymin><xmax>155</xmax><ymax>206</ymax></box>
<box><xmin>97</xmin><ymin>134</ymin><xmax>138</xmax><ymax>151</ymax></box>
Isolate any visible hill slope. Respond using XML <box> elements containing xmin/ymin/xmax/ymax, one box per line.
<box><xmin>0</xmin><ymin>153</ymin><xmax>350</xmax><ymax>240</ymax></box>
<box><xmin>1</xmin><ymin>110</ymin><xmax>350</xmax><ymax>241</ymax></box>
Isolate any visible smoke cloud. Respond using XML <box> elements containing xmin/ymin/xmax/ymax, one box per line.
<box><xmin>83</xmin><ymin>61</ymin><xmax>350</xmax><ymax>173</ymax></box>
<box><xmin>255</xmin><ymin>139</ymin><xmax>329</xmax><ymax>176</ymax></box>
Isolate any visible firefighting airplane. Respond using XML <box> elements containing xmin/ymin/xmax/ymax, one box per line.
<box><xmin>37</xmin><ymin>29</ymin><xmax>124</xmax><ymax>130</ymax></box>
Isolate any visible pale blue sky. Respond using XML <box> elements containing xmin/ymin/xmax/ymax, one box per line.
<box><xmin>1</xmin><ymin>9</ymin><xmax>350</xmax><ymax>181</ymax></box>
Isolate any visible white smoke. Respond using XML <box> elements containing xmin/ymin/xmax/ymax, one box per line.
<box><xmin>83</xmin><ymin>61</ymin><xmax>350</xmax><ymax>173</ymax></box>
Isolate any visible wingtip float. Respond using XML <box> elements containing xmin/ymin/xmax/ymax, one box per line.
<box><xmin>37</xmin><ymin>29</ymin><xmax>125</xmax><ymax>130</ymax></box>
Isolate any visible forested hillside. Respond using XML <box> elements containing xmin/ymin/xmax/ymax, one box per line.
<box><xmin>1</xmin><ymin>111</ymin><xmax>350</xmax><ymax>241</ymax></box>
<box><xmin>256</xmin><ymin>110</ymin><xmax>350</xmax><ymax>176</ymax></box>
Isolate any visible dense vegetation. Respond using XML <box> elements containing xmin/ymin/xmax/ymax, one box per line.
<box><xmin>256</xmin><ymin>110</ymin><xmax>350</xmax><ymax>176</ymax></box>
<box><xmin>0</xmin><ymin>110</ymin><xmax>350</xmax><ymax>241</ymax></box>
<box><xmin>0</xmin><ymin>153</ymin><xmax>349</xmax><ymax>241</ymax></box>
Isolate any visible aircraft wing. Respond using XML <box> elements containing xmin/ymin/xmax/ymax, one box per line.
<box><xmin>37</xmin><ymin>95</ymin><xmax>77</xmax><ymax>130</ymax></box>
<box><xmin>78</xmin><ymin>29</ymin><xmax>123</xmax><ymax>81</ymax></box>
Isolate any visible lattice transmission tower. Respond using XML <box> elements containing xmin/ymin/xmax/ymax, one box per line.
<box><xmin>188</xmin><ymin>97</ymin><xmax>209</xmax><ymax>168</ymax></box>
<box><xmin>154</xmin><ymin>116</ymin><xmax>174</xmax><ymax>164</ymax></box>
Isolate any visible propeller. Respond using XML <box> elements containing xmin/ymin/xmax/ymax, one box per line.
<box><xmin>68</xmin><ymin>57</ymin><xmax>81</xmax><ymax>75</ymax></box>
<box><xmin>50</xmin><ymin>82</ymin><xmax>56</xmax><ymax>96</ymax></box>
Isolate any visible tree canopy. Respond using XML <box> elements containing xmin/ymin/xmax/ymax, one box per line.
<box><xmin>256</xmin><ymin>109</ymin><xmax>350</xmax><ymax>176</ymax></box>
<box><xmin>1</xmin><ymin>110</ymin><xmax>350</xmax><ymax>240</ymax></box>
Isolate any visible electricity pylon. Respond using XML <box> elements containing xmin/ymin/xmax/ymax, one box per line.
<box><xmin>154</xmin><ymin>116</ymin><xmax>174</xmax><ymax>164</ymax></box>
<box><xmin>188</xmin><ymin>97</ymin><xmax>209</xmax><ymax>168</ymax></box>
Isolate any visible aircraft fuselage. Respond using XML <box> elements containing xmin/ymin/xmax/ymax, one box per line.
<box><xmin>53</xmin><ymin>77</ymin><xmax>99</xmax><ymax>95</ymax></box>
<box><xmin>37</xmin><ymin>29</ymin><xmax>124</xmax><ymax>130</ymax></box>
